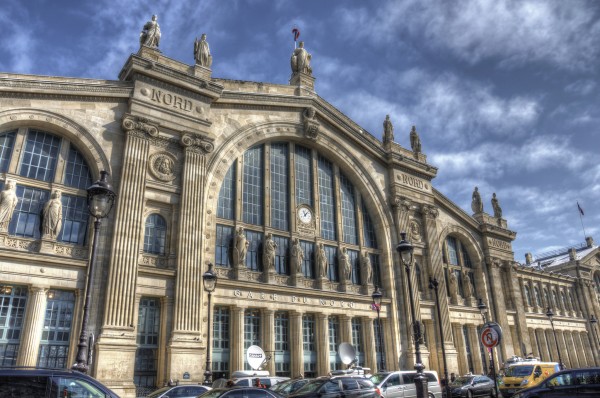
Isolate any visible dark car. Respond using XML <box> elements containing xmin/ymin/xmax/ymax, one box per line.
<box><xmin>198</xmin><ymin>386</ymin><xmax>285</xmax><ymax>398</ymax></box>
<box><xmin>288</xmin><ymin>376</ymin><xmax>380</xmax><ymax>398</ymax></box>
<box><xmin>146</xmin><ymin>384</ymin><xmax>211</xmax><ymax>398</ymax></box>
<box><xmin>449</xmin><ymin>375</ymin><xmax>496</xmax><ymax>398</ymax></box>
<box><xmin>270</xmin><ymin>378</ymin><xmax>312</xmax><ymax>396</ymax></box>
<box><xmin>511</xmin><ymin>367</ymin><xmax>600</xmax><ymax>398</ymax></box>
<box><xmin>0</xmin><ymin>367</ymin><xmax>120</xmax><ymax>397</ymax></box>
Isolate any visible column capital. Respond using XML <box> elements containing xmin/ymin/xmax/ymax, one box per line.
<box><xmin>421</xmin><ymin>204</ymin><xmax>439</xmax><ymax>219</ymax></box>
<box><xmin>392</xmin><ymin>196</ymin><xmax>413</xmax><ymax>212</ymax></box>
<box><xmin>122</xmin><ymin>114</ymin><xmax>159</xmax><ymax>138</ymax></box>
<box><xmin>181</xmin><ymin>132</ymin><xmax>214</xmax><ymax>154</ymax></box>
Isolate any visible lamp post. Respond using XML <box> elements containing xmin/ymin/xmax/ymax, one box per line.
<box><xmin>72</xmin><ymin>171</ymin><xmax>116</xmax><ymax>373</ymax></box>
<box><xmin>477</xmin><ymin>298</ymin><xmax>499</xmax><ymax>398</ymax></box>
<box><xmin>396</xmin><ymin>232</ymin><xmax>428</xmax><ymax>398</ymax></box>
<box><xmin>429</xmin><ymin>277</ymin><xmax>450</xmax><ymax>398</ymax></box>
<box><xmin>546</xmin><ymin>307</ymin><xmax>564</xmax><ymax>370</ymax></box>
<box><xmin>590</xmin><ymin>315</ymin><xmax>600</xmax><ymax>366</ymax></box>
<box><xmin>371</xmin><ymin>286</ymin><xmax>386</xmax><ymax>371</ymax></box>
<box><xmin>202</xmin><ymin>263</ymin><xmax>218</xmax><ymax>385</ymax></box>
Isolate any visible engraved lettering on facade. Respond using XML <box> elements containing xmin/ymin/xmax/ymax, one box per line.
<box><xmin>150</xmin><ymin>89</ymin><xmax>193</xmax><ymax>112</ymax></box>
<box><xmin>400</xmin><ymin>173</ymin><xmax>428</xmax><ymax>191</ymax></box>
<box><xmin>487</xmin><ymin>237</ymin><xmax>512</xmax><ymax>250</ymax></box>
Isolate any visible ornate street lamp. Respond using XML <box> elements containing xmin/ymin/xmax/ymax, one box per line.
<box><xmin>591</xmin><ymin>314</ymin><xmax>600</xmax><ymax>365</ymax></box>
<box><xmin>371</xmin><ymin>286</ymin><xmax>385</xmax><ymax>371</ymax></box>
<box><xmin>429</xmin><ymin>277</ymin><xmax>450</xmax><ymax>398</ymax></box>
<box><xmin>72</xmin><ymin>171</ymin><xmax>116</xmax><ymax>373</ymax></box>
<box><xmin>203</xmin><ymin>263</ymin><xmax>218</xmax><ymax>385</ymax></box>
<box><xmin>396</xmin><ymin>232</ymin><xmax>428</xmax><ymax>398</ymax></box>
<box><xmin>546</xmin><ymin>307</ymin><xmax>564</xmax><ymax>370</ymax></box>
<box><xmin>477</xmin><ymin>298</ymin><xmax>499</xmax><ymax>398</ymax></box>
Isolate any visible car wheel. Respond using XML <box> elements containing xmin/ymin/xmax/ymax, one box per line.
<box><xmin>466</xmin><ymin>390</ymin><xmax>473</xmax><ymax>398</ymax></box>
<box><xmin>428</xmin><ymin>393</ymin><xmax>435</xmax><ymax>398</ymax></box>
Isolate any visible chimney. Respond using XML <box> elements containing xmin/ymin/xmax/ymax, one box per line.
<box><xmin>568</xmin><ymin>248</ymin><xmax>577</xmax><ymax>261</ymax></box>
<box><xmin>586</xmin><ymin>236</ymin><xmax>594</xmax><ymax>248</ymax></box>
<box><xmin>525</xmin><ymin>253</ymin><xmax>532</xmax><ymax>265</ymax></box>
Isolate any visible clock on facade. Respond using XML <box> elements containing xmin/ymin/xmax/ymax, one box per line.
<box><xmin>297</xmin><ymin>205</ymin><xmax>313</xmax><ymax>224</ymax></box>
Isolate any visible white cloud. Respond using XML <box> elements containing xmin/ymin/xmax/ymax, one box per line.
<box><xmin>0</xmin><ymin>4</ymin><xmax>37</xmax><ymax>73</ymax></box>
<box><xmin>565</xmin><ymin>80</ymin><xmax>597</xmax><ymax>96</ymax></box>
<box><xmin>337</xmin><ymin>0</ymin><xmax>600</xmax><ymax>71</ymax></box>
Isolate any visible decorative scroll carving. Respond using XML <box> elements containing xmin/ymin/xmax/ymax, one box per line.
<box><xmin>4</xmin><ymin>237</ymin><xmax>40</xmax><ymax>252</ymax></box>
<box><xmin>275</xmin><ymin>275</ymin><xmax>290</xmax><ymax>286</ymax></box>
<box><xmin>302</xmin><ymin>278</ymin><xmax>317</xmax><ymax>289</ymax></box>
<box><xmin>148</xmin><ymin>152</ymin><xmax>177</xmax><ymax>182</ymax></box>
<box><xmin>122</xmin><ymin>115</ymin><xmax>159</xmax><ymax>137</ymax></box>
<box><xmin>392</xmin><ymin>196</ymin><xmax>412</xmax><ymax>212</ymax></box>
<box><xmin>54</xmin><ymin>244</ymin><xmax>88</xmax><ymax>259</ymax></box>
<box><xmin>422</xmin><ymin>204</ymin><xmax>439</xmax><ymax>219</ymax></box>
<box><xmin>303</xmin><ymin>108</ymin><xmax>319</xmax><ymax>140</ymax></box>
<box><xmin>215</xmin><ymin>266</ymin><xmax>233</xmax><ymax>279</ymax></box>
<box><xmin>181</xmin><ymin>132</ymin><xmax>214</xmax><ymax>154</ymax></box>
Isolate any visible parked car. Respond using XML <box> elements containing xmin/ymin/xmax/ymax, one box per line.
<box><xmin>370</xmin><ymin>370</ymin><xmax>442</xmax><ymax>398</ymax></box>
<box><xmin>270</xmin><ymin>378</ymin><xmax>312</xmax><ymax>396</ymax></box>
<box><xmin>0</xmin><ymin>367</ymin><xmax>120</xmax><ymax>397</ymax></box>
<box><xmin>145</xmin><ymin>384</ymin><xmax>211</xmax><ymax>398</ymax></box>
<box><xmin>212</xmin><ymin>371</ymin><xmax>289</xmax><ymax>389</ymax></box>
<box><xmin>288</xmin><ymin>375</ymin><xmax>380</xmax><ymax>398</ymax></box>
<box><xmin>499</xmin><ymin>361</ymin><xmax>560</xmax><ymax>397</ymax></box>
<box><xmin>449</xmin><ymin>375</ymin><xmax>496</xmax><ymax>398</ymax></box>
<box><xmin>511</xmin><ymin>367</ymin><xmax>600</xmax><ymax>398</ymax></box>
<box><xmin>198</xmin><ymin>386</ymin><xmax>285</xmax><ymax>398</ymax></box>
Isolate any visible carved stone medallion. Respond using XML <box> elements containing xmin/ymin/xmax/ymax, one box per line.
<box><xmin>148</xmin><ymin>152</ymin><xmax>177</xmax><ymax>182</ymax></box>
<box><xmin>409</xmin><ymin>220</ymin><xmax>421</xmax><ymax>242</ymax></box>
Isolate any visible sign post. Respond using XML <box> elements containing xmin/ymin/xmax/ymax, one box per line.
<box><xmin>480</xmin><ymin>322</ymin><xmax>502</xmax><ymax>398</ymax></box>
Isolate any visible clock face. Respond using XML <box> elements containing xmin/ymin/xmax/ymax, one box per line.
<box><xmin>298</xmin><ymin>206</ymin><xmax>313</xmax><ymax>224</ymax></box>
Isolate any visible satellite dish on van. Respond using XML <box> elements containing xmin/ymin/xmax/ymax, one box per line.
<box><xmin>338</xmin><ymin>342</ymin><xmax>356</xmax><ymax>366</ymax></box>
<box><xmin>246</xmin><ymin>345</ymin><xmax>266</xmax><ymax>370</ymax></box>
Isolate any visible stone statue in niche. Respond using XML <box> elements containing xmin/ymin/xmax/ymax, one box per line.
<box><xmin>194</xmin><ymin>34</ymin><xmax>213</xmax><ymax>67</ymax></box>
<box><xmin>291</xmin><ymin>238</ymin><xmax>304</xmax><ymax>274</ymax></box>
<box><xmin>410</xmin><ymin>125</ymin><xmax>422</xmax><ymax>153</ymax></box>
<box><xmin>462</xmin><ymin>271</ymin><xmax>473</xmax><ymax>297</ymax></box>
<box><xmin>317</xmin><ymin>243</ymin><xmax>328</xmax><ymax>278</ymax></box>
<box><xmin>339</xmin><ymin>247</ymin><xmax>352</xmax><ymax>281</ymax></box>
<box><xmin>471</xmin><ymin>186</ymin><xmax>483</xmax><ymax>213</ymax></box>
<box><xmin>263</xmin><ymin>233</ymin><xmax>277</xmax><ymax>270</ymax></box>
<box><xmin>234</xmin><ymin>227</ymin><xmax>249</xmax><ymax>267</ymax></box>
<box><xmin>42</xmin><ymin>190</ymin><xmax>63</xmax><ymax>240</ymax></box>
<box><xmin>140</xmin><ymin>15</ymin><xmax>161</xmax><ymax>48</ymax></box>
<box><xmin>383</xmin><ymin>115</ymin><xmax>394</xmax><ymax>144</ymax></box>
<box><xmin>491</xmin><ymin>192</ymin><xmax>503</xmax><ymax>218</ymax></box>
<box><xmin>361</xmin><ymin>251</ymin><xmax>373</xmax><ymax>285</ymax></box>
<box><xmin>290</xmin><ymin>41</ymin><xmax>312</xmax><ymax>75</ymax></box>
<box><xmin>448</xmin><ymin>271</ymin><xmax>458</xmax><ymax>299</ymax></box>
<box><xmin>0</xmin><ymin>180</ymin><xmax>18</xmax><ymax>232</ymax></box>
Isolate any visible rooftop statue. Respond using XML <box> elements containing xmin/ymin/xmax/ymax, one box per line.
<box><xmin>471</xmin><ymin>186</ymin><xmax>483</xmax><ymax>214</ymax></box>
<box><xmin>140</xmin><ymin>15</ymin><xmax>161</xmax><ymax>48</ymax></box>
<box><xmin>194</xmin><ymin>34</ymin><xmax>212</xmax><ymax>67</ymax></box>
<box><xmin>410</xmin><ymin>125</ymin><xmax>422</xmax><ymax>153</ymax></box>
<box><xmin>290</xmin><ymin>41</ymin><xmax>312</xmax><ymax>75</ymax></box>
<box><xmin>491</xmin><ymin>192</ymin><xmax>503</xmax><ymax>218</ymax></box>
<box><xmin>383</xmin><ymin>115</ymin><xmax>394</xmax><ymax>144</ymax></box>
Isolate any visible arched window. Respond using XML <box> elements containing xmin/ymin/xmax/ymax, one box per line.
<box><xmin>0</xmin><ymin>128</ymin><xmax>92</xmax><ymax>245</ymax></box>
<box><xmin>443</xmin><ymin>236</ymin><xmax>475</xmax><ymax>299</ymax></box>
<box><xmin>524</xmin><ymin>285</ymin><xmax>532</xmax><ymax>307</ymax></box>
<box><xmin>143</xmin><ymin>214</ymin><xmax>167</xmax><ymax>255</ymax></box>
<box><xmin>534</xmin><ymin>286</ymin><xmax>542</xmax><ymax>307</ymax></box>
<box><xmin>552</xmin><ymin>290</ymin><xmax>559</xmax><ymax>309</ymax></box>
<box><xmin>560</xmin><ymin>291</ymin><xmax>568</xmax><ymax>311</ymax></box>
<box><xmin>215</xmin><ymin>143</ymin><xmax>380</xmax><ymax>288</ymax></box>
<box><xmin>594</xmin><ymin>273</ymin><xmax>600</xmax><ymax>296</ymax></box>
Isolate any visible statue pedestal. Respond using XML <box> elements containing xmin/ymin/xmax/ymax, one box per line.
<box><xmin>340</xmin><ymin>280</ymin><xmax>350</xmax><ymax>293</ymax></box>
<box><xmin>266</xmin><ymin>269</ymin><xmax>277</xmax><ymax>284</ymax></box>
<box><xmin>137</xmin><ymin>45</ymin><xmax>161</xmax><ymax>61</ymax></box>
<box><xmin>39</xmin><ymin>238</ymin><xmax>55</xmax><ymax>255</ymax></box>
<box><xmin>193</xmin><ymin>64</ymin><xmax>212</xmax><ymax>80</ymax></box>
<box><xmin>292</xmin><ymin>272</ymin><xmax>303</xmax><ymax>287</ymax></box>
<box><xmin>290</xmin><ymin>72</ymin><xmax>315</xmax><ymax>95</ymax></box>
<box><xmin>317</xmin><ymin>277</ymin><xmax>328</xmax><ymax>290</ymax></box>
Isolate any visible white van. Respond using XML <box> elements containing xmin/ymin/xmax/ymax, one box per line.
<box><xmin>370</xmin><ymin>370</ymin><xmax>442</xmax><ymax>398</ymax></box>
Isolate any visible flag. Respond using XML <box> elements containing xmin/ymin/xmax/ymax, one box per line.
<box><xmin>292</xmin><ymin>27</ymin><xmax>300</xmax><ymax>41</ymax></box>
<box><xmin>371</xmin><ymin>303</ymin><xmax>380</xmax><ymax>311</ymax></box>
<box><xmin>577</xmin><ymin>202</ymin><xmax>585</xmax><ymax>216</ymax></box>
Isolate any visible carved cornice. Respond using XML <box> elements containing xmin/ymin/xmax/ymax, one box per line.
<box><xmin>122</xmin><ymin>114</ymin><xmax>159</xmax><ymax>138</ymax></box>
<box><xmin>181</xmin><ymin>132</ymin><xmax>214</xmax><ymax>154</ymax></box>
<box><xmin>422</xmin><ymin>204</ymin><xmax>439</xmax><ymax>219</ymax></box>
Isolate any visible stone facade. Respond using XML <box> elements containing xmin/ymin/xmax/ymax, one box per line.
<box><xmin>0</xmin><ymin>39</ymin><xmax>599</xmax><ymax>398</ymax></box>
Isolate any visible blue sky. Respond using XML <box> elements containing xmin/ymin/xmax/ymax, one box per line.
<box><xmin>1</xmin><ymin>0</ymin><xmax>598</xmax><ymax>262</ymax></box>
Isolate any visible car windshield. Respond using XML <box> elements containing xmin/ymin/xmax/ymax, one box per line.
<box><xmin>370</xmin><ymin>373</ymin><xmax>390</xmax><ymax>385</ymax></box>
<box><xmin>295</xmin><ymin>379</ymin><xmax>325</xmax><ymax>394</ymax></box>
<box><xmin>450</xmin><ymin>377</ymin><xmax>474</xmax><ymax>387</ymax></box>
<box><xmin>505</xmin><ymin>365</ymin><xmax>534</xmax><ymax>377</ymax></box>
<box><xmin>201</xmin><ymin>389</ymin><xmax>229</xmax><ymax>398</ymax></box>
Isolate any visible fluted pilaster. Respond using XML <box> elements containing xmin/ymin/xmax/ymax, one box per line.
<box><xmin>362</xmin><ymin>317</ymin><xmax>376</xmax><ymax>371</ymax></box>
<box><xmin>316</xmin><ymin>314</ymin><xmax>329</xmax><ymax>376</ymax></box>
<box><xmin>291</xmin><ymin>312</ymin><xmax>304</xmax><ymax>377</ymax></box>
<box><xmin>16</xmin><ymin>287</ymin><xmax>47</xmax><ymax>366</ymax></box>
<box><xmin>468</xmin><ymin>325</ymin><xmax>483</xmax><ymax>374</ymax></box>
<box><xmin>231</xmin><ymin>307</ymin><xmax>245</xmax><ymax>371</ymax></box>
<box><xmin>263</xmin><ymin>309</ymin><xmax>275</xmax><ymax>375</ymax></box>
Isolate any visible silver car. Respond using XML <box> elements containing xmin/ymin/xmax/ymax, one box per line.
<box><xmin>370</xmin><ymin>371</ymin><xmax>442</xmax><ymax>398</ymax></box>
<box><xmin>145</xmin><ymin>384</ymin><xmax>211</xmax><ymax>398</ymax></box>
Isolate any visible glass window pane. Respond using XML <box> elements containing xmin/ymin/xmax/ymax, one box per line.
<box><xmin>300</xmin><ymin>241</ymin><xmax>315</xmax><ymax>279</ymax></box>
<box><xmin>245</xmin><ymin>230</ymin><xmax>263</xmax><ymax>271</ymax></box>
<box><xmin>325</xmin><ymin>245</ymin><xmax>338</xmax><ymax>282</ymax></box>
<box><xmin>348</xmin><ymin>249</ymin><xmax>360</xmax><ymax>285</ymax></box>
<box><xmin>446</xmin><ymin>237</ymin><xmax>459</xmax><ymax>266</ymax></box>
<box><xmin>273</xmin><ymin>235</ymin><xmax>289</xmax><ymax>275</ymax></box>
<box><xmin>244</xmin><ymin>309</ymin><xmax>261</xmax><ymax>370</ymax></box>
<box><xmin>0</xmin><ymin>285</ymin><xmax>28</xmax><ymax>366</ymax></box>
<box><xmin>295</xmin><ymin>146</ymin><xmax>312</xmax><ymax>206</ymax></box>
<box><xmin>135</xmin><ymin>298</ymin><xmax>160</xmax><ymax>388</ymax></box>
<box><xmin>340</xmin><ymin>174</ymin><xmax>357</xmax><ymax>245</ymax></box>
<box><xmin>38</xmin><ymin>290</ymin><xmax>74</xmax><ymax>368</ymax></box>
<box><xmin>59</xmin><ymin>194</ymin><xmax>88</xmax><ymax>245</ymax></box>
<box><xmin>19</xmin><ymin>130</ymin><xmax>61</xmax><ymax>182</ymax></box>
<box><xmin>215</xmin><ymin>225</ymin><xmax>233</xmax><ymax>267</ymax></box>
<box><xmin>213</xmin><ymin>306</ymin><xmax>230</xmax><ymax>379</ymax></box>
<box><xmin>243</xmin><ymin>146</ymin><xmax>263</xmax><ymax>225</ymax></box>
<box><xmin>270</xmin><ymin>143</ymin><xmax>289</xmax><ymax>231</ymax></box>
<box><xmin>217</xmin><ymin>161</ymin><xmax>236</xmax><ymax>220</ymax></box>
<box><xmin>64</xmin><ymin>144</ymin><xmax>92</xmax><ymax>190</ymax></box>
<box><xmin>362</xmin><ymin>202</ymin><xmax>377</xmax><ymax>248</ymax></box>
<box><xmin>318</xmin><ymin>156</ymin><xmax>336</xmax><ymax>241</ymax></box>
<box><xmin>9</xmin><ymin>185</ymin><xmax>49</xmax><ymax>239</ymax></box>
<box><xmin>0</xmin><ymin>131</ymin><xmax>16</xmax><ymax>173</ymax></box>
<box><xmin>143</xmin><ymin>214</ymin><xmax>167</xmax><ymax>255</ymax></box>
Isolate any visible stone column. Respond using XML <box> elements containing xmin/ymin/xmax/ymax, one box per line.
<box><xmin>556</xmin><ymin>330</ymin><xmax>569</xmax><ymax>368</ymax></box>
<box><xmin>362</xmin><ymin>317</ymin><xmax>376</xmax><ymax>371</ymax></box>
<box><xmin>290</xmin><ymin>311</ymin><xmax>304</xmax><ymax>378</ymax></box>
<box><xmin>168</xmin><ymin>133</ymin><xmax>213</xmax><ymax>382</ymax></box>
<box><xmin>158</xmin><ymin>296</ymin><xmax>173</xmax><ymax>387</ymax></box>
<box><xmin>452</xmin><ymin>324</ymin><xmax>467</xmax><ymax>375</ymax></box>
<box><xmin>317</xmin><ymin>314</ymin><xmax>329</xmax><ymax>376</ymax></box>
<box><xmin>423</xmin><ymin>320</ymin><xmax>439</xmax><ymax>373</ymax></box>
<box><xmin>231</xmin><ymin>307</ymin><xmax>245</xmax><ymax>371</ymax></box>
<box><xmin>536</xmin><ymin>329</ymin><xmax>550</xmax><ymax>361</ymax></box>
<box><xmin>96</xmin><ymin>116</ymin><xmax>157</xmax><ymax>395</ymax></box>
<box><xmin>468</xmin><ymin>325</ymin><xmax>484</xmax><ymax>374</ymax></box>
<box><xmin>566</xmin><ymin>332</ymin><xmax>579</xmax><ymax>368</ymax></box>
<box><xmin>545</xmin><ymin>329</ymin><xmax>557</xmax><ymax>362</ymax></box>
<box><xmin>529</xmin><ymin>329</ymin><xmax>539</xmax><ymax>359</ymax></box>
<box><xmin>486</xmin><ymin>259</ymin><xmax>515</xmax><ymax>361</ymax></box>
<box><xmin>16</xmin><ymin>286</ymin><xmax>48</xmax><ymax>366</ymax></box>
<box><xmin>263</xmin><ymin>309</ymin><xmax>275</xmax><ymax>375</ymax></box>
<box><xmin>581</xmin><ymin>332</ymin><xmax>595</xmax><ymax>367</ymax></box>
<box><xmin>340</xmin><ymin>315</ymin><xmax>352</xmax><ymax>347</ymax></box>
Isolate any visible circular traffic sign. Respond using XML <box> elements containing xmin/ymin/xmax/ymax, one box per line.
<box><xmin>481</xmin><ymin>326</ymin><xmax>500</xmax><ymax>348</ymax></box>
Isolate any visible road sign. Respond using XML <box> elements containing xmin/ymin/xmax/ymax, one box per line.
<box><xmin>481</xmin><ymin>322</ymin><xmax>503</xmax><ymax>348</ymax></box>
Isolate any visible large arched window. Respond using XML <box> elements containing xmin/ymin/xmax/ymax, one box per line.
<box><xmin>0</xmin><ymin>128</ymin><xmax>92</xmax><ymax>245</ymax></box>
<box><xmin>534</xmin><ymin>286</ymin><xmax>542</xmax><ymax>307</ymax></box>
<box><xmin>143</xmin><ymin>214</ymin><xmax>167</xmax><ymax>256</ymax></box>
<box><xmin>524</xmin><ymin>285</ymin><xmax>532</xmax><ymax>307</ymax></box>
<box><xmin>442</xmin><ymin>235</ymin><xmax>474</xmax><ymax>299</ymax></box>
<box><xmin>214</xmin><ymin>143</ymin><xmax>380</xmax><ymax>288</ymax></box>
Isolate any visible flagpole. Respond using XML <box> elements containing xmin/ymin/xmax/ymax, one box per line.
<box><xmin>578</xmin><ymin>202</ymin><xmax>587</xmax><ymax>241</ymax></box>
